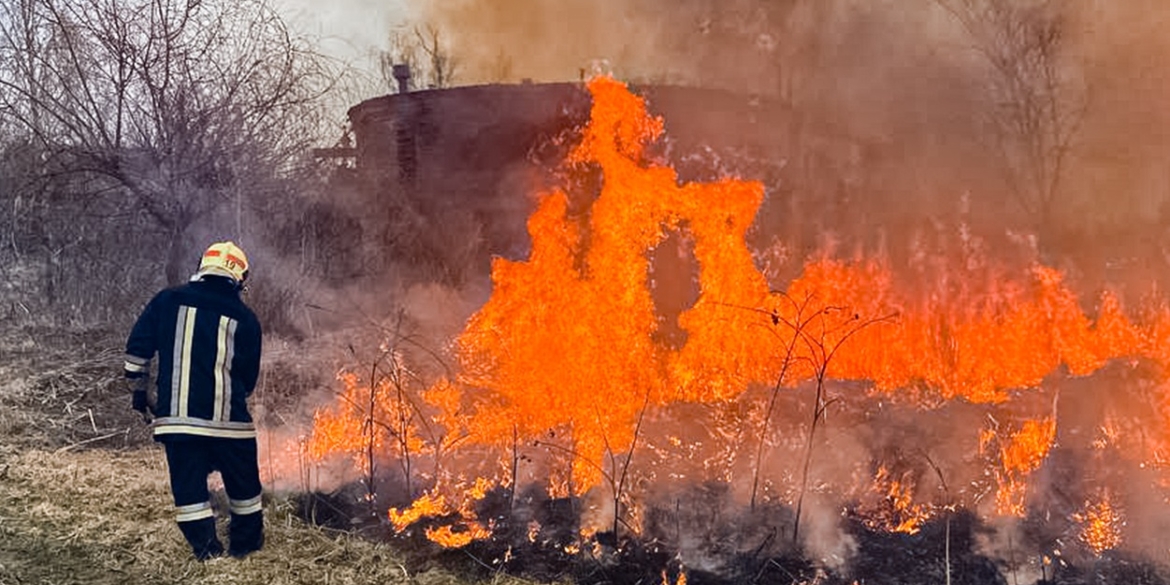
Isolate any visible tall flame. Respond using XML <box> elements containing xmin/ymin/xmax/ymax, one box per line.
<box><xmin>304</xmin><ymin>76</ymin><xmax>1170</xmax><ymax>550</ymax></box>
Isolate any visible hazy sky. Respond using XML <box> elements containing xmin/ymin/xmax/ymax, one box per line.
<box><xmin>274</xmin><ymin>0</ymin><xmax>414</xmax><ymax>63</ymax></box>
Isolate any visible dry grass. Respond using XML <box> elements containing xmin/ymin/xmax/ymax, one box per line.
<box><xmin>0</xmin><ymin>323</ymin><xmax>556</xmax><ymax>585</ymax></box>
<box><xmin>0</xmin><ymin>446</ymin><xmax>529</xmax><ymax>585</ymax></box>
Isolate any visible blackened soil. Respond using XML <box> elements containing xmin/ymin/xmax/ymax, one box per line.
<box><xmin>296</xmin><ymin>484</ymin><xmax>1169</xmax><ymax>585</ymax></box>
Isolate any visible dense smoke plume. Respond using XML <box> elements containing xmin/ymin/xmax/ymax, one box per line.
<box><xmin>410</xmin><ymin>0</ymin><xmax>1170</xmax><ymax>270</ymax></box>
<box><xmin>412</xmin><ymin>0</ymin><xmax>796</xmax><ymax>89</ymax></box>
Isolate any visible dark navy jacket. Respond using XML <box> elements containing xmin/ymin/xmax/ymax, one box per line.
<box><xmin>123</xmin><ymin>276</ymin><xmax>262</xmax><ymax>440</ymax></box>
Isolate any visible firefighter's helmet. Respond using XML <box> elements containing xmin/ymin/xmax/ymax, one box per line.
<box><xmin>193</xmin><ymin>241</ymin><xmax>249</xmax><ymax>284</ymax></box>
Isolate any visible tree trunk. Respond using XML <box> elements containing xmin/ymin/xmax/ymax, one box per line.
<box><xmin>164</xmin><ymin>228</ymin><xmax>189</xmax><ymax>286</ymax></box>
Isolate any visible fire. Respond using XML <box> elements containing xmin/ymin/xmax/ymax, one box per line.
<box><xmin>860</xmin><ymin>465</ymin><xmax>934</xmax><ymax>534</ymax></box>
<box><xmin>1074</xmin><ymin>491</ymin><xmax>1123</xmax><ymax>554</ymax></box>
<box><xmin>661</xmin><ymin>569</ymin><xmax>687</xmax><ymax>585</ymax></box>
<box><xmin>981</xmin><ymin>416</ymin><xmax>1057</xmax><ymax>516</ymax></box>
<box><xmin>388</xmin><ymin>492</ymin><xmax>449</xmax><ymax>532</ymax></box>
<box><xmin>387</xmin><ymin>477</ymin><xmax>496</xmax><ymax>546</ymax></box>
<box><xmin>307</xmin><ymin>371</ymin><xmax>426</xmax><ymax>472</ymax></box>
<box><xmin>302</xmin><ymin>76</ymin><xmax>1170</xmax><ymax>550</ymax></box>
<box><xmin>425</xmin><ymin>521</ymin><xmax>493</xmax><ymax>549</ymax></box>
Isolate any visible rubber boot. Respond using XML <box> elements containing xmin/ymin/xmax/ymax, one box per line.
<box><xmin>228</xmin><ymin>511</ymin><xmax>264</xmax><ymax>558</ymax></box>
<box><xmin>178</xmin><ymin>517</ymin><xmax>224</xmax><ymax>560</ymax></box>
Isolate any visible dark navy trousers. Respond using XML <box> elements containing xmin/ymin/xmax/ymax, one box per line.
<box><xmin>164</xmin><ymin>437</ymin><xmax>264</xmax><ymax>559</ymax></box>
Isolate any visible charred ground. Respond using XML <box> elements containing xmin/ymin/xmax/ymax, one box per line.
<box><xmin>288</xmin><ymin>426</ymin><xmax>1170</xmax><ymax>585</ymax></box>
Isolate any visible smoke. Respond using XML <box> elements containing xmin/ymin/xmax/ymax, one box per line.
<box><xmin>800</xmin><ymin>493</ymin><xmax>858</xmax><ymax>572</ymax></box>
<box><xmin>408</xmin><ymin>0</ymin><xmax>790</xmax><ymax>90</ymax></box>
<box><xmin>250</xmin><ymin>2</ymin><xmax>1170</xmax><ymax>579</ymax></box>
<box><xmin>252</xmin><ymin>263</ymin><xmax>490</xmax><ymax>493</ymax></box>
<box><xmin>404</xmin><ymin>1</ymin><xmax>1170</xmax><ymax>276</ymax></box>
<box><xmin>275</xmin><ymin>0</ymin><xmax>416</xmax><ymax>62</ymax></box>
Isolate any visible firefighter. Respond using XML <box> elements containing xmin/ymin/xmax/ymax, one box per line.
<box><xmin>123</xmin><ymin>241</ymin><xmax>264</xmax><ymax>560</ymax></box>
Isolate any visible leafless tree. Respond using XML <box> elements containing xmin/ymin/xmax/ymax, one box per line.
<box><xmin>786</xmin><ymin>302</ymin><xmax>895</xmax><ymax>545</ymax></box>
<box><xmin>747</xmin><ymin>296</ymin><xmax>806</xmax><ymax>512</ymax></box>
<box><xmin>378</xmin><ymin>23</ymin><xmax>457</xmax><ymax>92</ymax></box>
<box><xmin>532</xmin><ymin>385</ymin><xmax>654</xmax><ymax>543</ymax></box>
<box><xmin>0</xmin><ymin>0</ymin><xmax>339</xmax><ymax>288</ymax></box>
<box><xmin>939</xmin><ymin>0</ymin><xmax>1087</xmax><ymax>249</ymax></box>
<box><xmin>378</xmin><ymin>27</ymin><xmax>420</xmax><ymax>93</ymax></box>
<box><xmin>721</xmin><ymin>294</ymin><xmax>894</xmax><ymax>543</ymax></box>
<box><xmin>415</xmin><ymin>24</ymin><xmax>457</xmax><ymax>90</ymax></box>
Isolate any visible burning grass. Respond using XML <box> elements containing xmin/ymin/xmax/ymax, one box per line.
<box><xmin>289</xmin><ymin>77</ymin><xmax>1170</xmax><ymax>583</ymax></box>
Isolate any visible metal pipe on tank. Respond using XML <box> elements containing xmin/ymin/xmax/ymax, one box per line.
<box><xmin>392</xmin><ymin>64</ymin><xmax>411</xmax><ymax>94</ymax></box>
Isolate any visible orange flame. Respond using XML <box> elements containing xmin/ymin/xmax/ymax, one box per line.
<box><xmin>308</xmin><ymin>371</ymin><xmax>426</xmax><ymax>471</ymax></box>
<box><xmin>1075</xmin><ymin>491</ymin><xmax>1123</xmax><ymax>554</ymax></box>
<box><xmin>662</xmin><ymin>569</ymin><xmax>688</xmax><ymax>585</ymax></box>
<box><xmin>860</xmin><ymin>465</ymin><xmax>934</xmax><ymax>534</ymax></box>
<box><xmin>387</xmin><ymin>477</ymin><xmax>496</xmax><ymax>546</ymax></box>
<box><xmin>303</xmin><ymin>76</ymin><xmax>1170</xmax><ymax>547</ymax></box>
<box><xmin>981</xmin><ymin>417</ymin><xmax>1057</xmax><ymax>516</ymax></box>
<box><xmin>425</xmin><ymin>522</ymin><xmax>493</xmax><ymax>548</ymax></box>
<box><xmin>388</xmin><ymin>492</ymin><xmax>449</xmax><ymax>532</ymax></box>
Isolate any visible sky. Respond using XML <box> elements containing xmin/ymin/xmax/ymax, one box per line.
<box><xmin>274</xmin><ymin>0</ymin><xmax>413</xmax><ymax>64</ymax></box>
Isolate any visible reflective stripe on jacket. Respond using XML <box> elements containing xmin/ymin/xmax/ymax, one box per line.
<box><xmin>124</xmin><ymin>276</ymin><xmax>262</xmax><ymax>439</ymax></box>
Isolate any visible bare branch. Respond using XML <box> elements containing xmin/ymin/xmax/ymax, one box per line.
<box><xmin>0</xmin><ymin>0</ymin><xmax>341</xmax><ymax>284</ymax></box>
<box><xmin>937</xmin><ymin>0</ymin><xmax>1086</xmax><ymax>241</ymax></box>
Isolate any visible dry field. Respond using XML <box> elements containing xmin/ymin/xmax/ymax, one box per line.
<box><xmin>0</xmin><ymin>323</ymin><xmax>544</xmax><ymax>585</ymax></box>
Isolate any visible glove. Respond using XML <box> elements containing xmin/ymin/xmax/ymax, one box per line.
<box><xmin>132</xmin><ymin>389</ymin><xmax>148</xmax><ymax>412</ymax></box>
<box><xmin>127</xmin><ymin>376</ymin><xmax>153</xmax><ymax>423</ymax></box>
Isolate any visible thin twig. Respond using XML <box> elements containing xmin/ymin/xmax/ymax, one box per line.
<box><xmin>54</xmin><ymin>429</ymin><xmax>125</xmax><ymax>454</ymax></box>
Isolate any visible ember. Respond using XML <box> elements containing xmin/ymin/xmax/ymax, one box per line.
<box><xmin>1074</xmin><ymin>491</ymin><xmax>1123</xmax><ymax>554</ymax></box>
<box><xmin>294</xmin><ymin>76</ymin><xmax>1170</xmax><ymax>582</ymax></box>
